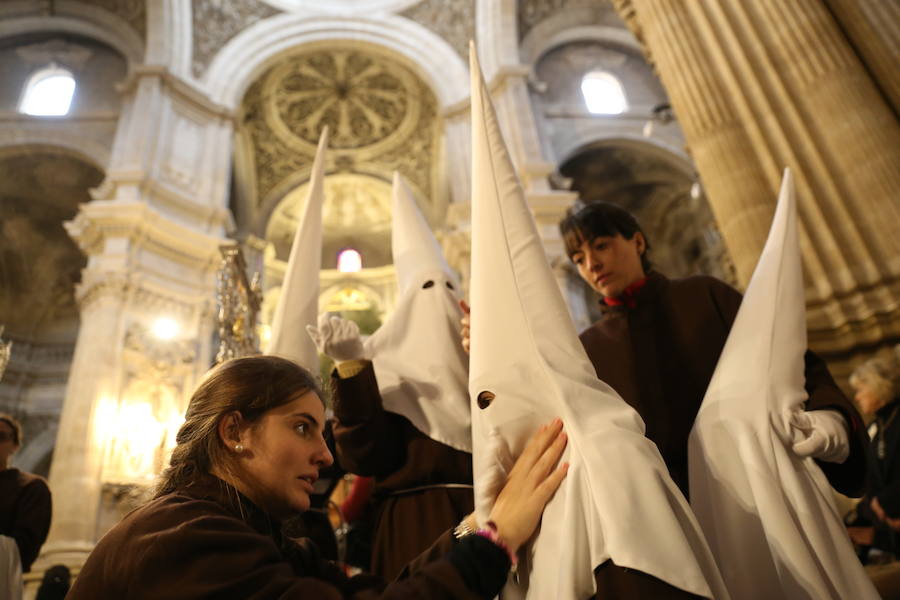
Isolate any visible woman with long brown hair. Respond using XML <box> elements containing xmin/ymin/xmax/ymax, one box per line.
<box><xmin>68</xmin><ymin>355</ymin><xmax>568</xmax><ymax>599</ymax></box>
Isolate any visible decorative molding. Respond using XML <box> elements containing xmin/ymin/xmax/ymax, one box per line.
<box><xmin>518</xmin><ymin>0</ymin><xmax>610</xmax><ymax>42</ymax></box>
<box><xmin>15</xmin><ymin>37</ymin><xmax>94</xmax><ymax>70</ymax></box>
<box><xmin>75</xmin><ymin>0</ymin><xmax>147</xmax><ymax>43</ymax></box>
<box><xmin>191</xmin><ymin>0</ymin><xmax>281</xmax><ymax>79</ymax></box>
<box><xmin>262</xmin><ymin>0</ymin><xmax>420</xmax><ymax>12</ymax></box>
<box><xmin>400</xmin><ymin>0</ymin><xmax>475</xmax><ymax>60</ymax></box>
<box><xmin>202</xmin><ymin>15</ymin><xmax>469</xmax><ymax>110</ymax></box>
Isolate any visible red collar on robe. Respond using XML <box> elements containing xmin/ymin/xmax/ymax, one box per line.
<box><xmin>603</xmin><ymin>276</ymin><xmax>649</xmax><ymax>309</ymax></box>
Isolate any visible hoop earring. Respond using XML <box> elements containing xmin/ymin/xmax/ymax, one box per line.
<box><xmin>234</xmin><ymin>444</ymin><xmax>244</xmax><ymax>452</ymax></box>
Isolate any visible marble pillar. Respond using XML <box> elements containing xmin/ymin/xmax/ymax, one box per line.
<box><xmin>612</xmin><ymin>0</ymin><xmax>900</xmax><ymax>360</ymax></box>
<box><xmin>27</xmin><ymin>65</ymin><xmax>231</xmax><ymax>589</ymax></box>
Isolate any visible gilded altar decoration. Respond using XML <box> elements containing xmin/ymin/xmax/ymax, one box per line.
<box><xmin>99</xmin><ymin>323</ymin><xmax>196</xmax><ymax>485</ymax></box>
<box><xmin>215</xmin><ymin>244</ymin><xmax>263</xmax><ymax>364</ymax></box>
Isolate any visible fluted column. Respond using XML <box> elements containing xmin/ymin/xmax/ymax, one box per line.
<box><xmin>824</xmin><ymin>0</ymin><xmax>900</xmax><ymax>113</ymax></box>
<box><xmin>614</xmin><ymin>0</ymin><xmax>900</xmax><ymax>357</ymax></box>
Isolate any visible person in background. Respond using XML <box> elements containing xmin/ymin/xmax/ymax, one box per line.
<box><xmin>34</xmin><ymin>564</ymin><xmax>70</xmax><ymax>600</ymax></box>
<box><xmin>0</xmin><ymin>414</ymin><xmax>52</xmax><ymax>576</ymax></box>
<box><xmin>67</xmin><ymin>356</ymin><xmax>568</xmax><ymax>599</ymax></box>
<box><xmin>847</xmin><ymin>353</ymin><xmax>900</xmax><ymax>561</ymax></box>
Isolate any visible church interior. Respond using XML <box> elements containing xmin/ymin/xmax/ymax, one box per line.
<box><xmin>0</xmin><ymin>0</ymin><xmax>898</xmax><ymax>596</ymax></box>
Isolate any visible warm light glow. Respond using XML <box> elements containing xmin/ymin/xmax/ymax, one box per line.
<box><xmin>152</xmin><ymin>317</ymin><xmax>179</xmax><ymax>340</ymax></box>
<box><xmin>259</xmin><ymin>324</ymin><xmax>272</xmax><ymax>352</ymax></box>
<box><xmin>19</xmin><ymin>67</ymin><xmax>76</xmax><ymax>116</ymax></box>
<box><xmin>337</xmin><ymin>248</ymin><xmax>362</xmax><ymax>273</ymax></box>
<box><xmin>581</xmin><ymin>71</ymin><xmax>627</xmax><ymax>115</ymax></box>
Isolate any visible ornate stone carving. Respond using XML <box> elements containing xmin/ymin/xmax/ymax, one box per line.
<box><xmin>76</xmin><ymin>0</ymin><xmax>147</xmax><ymax>42</ymax></box>
<box><xmin>99</xmin><ymin>322</ymin><xmax>196</xmax><ymax>485</ymax></box>
<box><xmin>240</xmin><ymin>47</ymin><xmax>438</xmax><ymax>208</ymax></box>
<box><xmin>16</xmin><ymin>38</ymin><xmax>94</xmax><ymax>70</ymax></box>
<box><xmin>191</xmin><ymin>0</ymin><xmax>282</xmax><ymax>78</ymax></box>
<box><xmin>400</xmin><ymin>0</ymin><xmax>475</xmax><ymax>60</ymax></box>
<box><xmin>518</xmin><ymin>0</ymin><xmax>611</xmax><ymax>41</ymax></box>
<box><xmin>268</xmin><ymin>50</ymin><xmax>417</xmax><ymax>150</ymax></box>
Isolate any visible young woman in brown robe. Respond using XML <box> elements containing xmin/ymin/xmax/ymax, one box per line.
<box><xmin>67</xmin><ymin>355</ymin><xmax>568</xmax><ymax>599</ymax></box>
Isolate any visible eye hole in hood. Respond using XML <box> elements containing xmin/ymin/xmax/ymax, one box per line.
<box><xmin>422</xmin><ymin>280</ymin><xmax>435</xmax><ymax>289</ymax></box>
<box><xmin>446</xmin><ymin>281</ymin><xmax>455</xmax><ymax>290</ymax></box>
<box><xmin>477</xmin><ymin>390</ymin><xmax>495</xmax><ymax>409</ymax></box>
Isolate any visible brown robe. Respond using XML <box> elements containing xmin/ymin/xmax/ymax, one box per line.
<box><xmin>332</xmin><ymin>362</ymin><xmax>474</xmax><ymax>581</ymax></box>
<box><xmin>0</xmin><ymin>468</ymin><xmax>51</xmax><ymax>572</ymax></box>
<box><xmin>67</xmin><ymin>475</ymin><xmax>509</xmax><ymax>600</ymax></box>
<box><xmin>582</xmin><ymin>272</ymin><xmax>867</xmax><ymax>599</ymax></box>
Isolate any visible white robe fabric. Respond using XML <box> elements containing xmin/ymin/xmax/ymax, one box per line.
<box><xmin>467</xmin><ymin>42</ymin><xmax>728</xmax><ymax>600</ymax></box>
<box><xmin>268</xmin><ymin>127</ymin><xmax>328</xmax><ymax>372</ymax></box>
<box><xmin>688</xmin><ymin>169</ymin><xmax>878</xmax><ymax>600</ymax></box>
<box><xmin>0</xmin><ymin>535</ymin><xmax>22</xmax><ymax>600</ymax></box>
<box><xmin>363</xmin><ymin>172</ymin><xmax>471</xmax><ymax>453</ymax></box>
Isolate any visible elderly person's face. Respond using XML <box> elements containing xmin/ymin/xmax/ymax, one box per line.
<box><xmin>853</xmin><ymin>379</ymin><xmax>886</xmax><ymax>417</ymax></box>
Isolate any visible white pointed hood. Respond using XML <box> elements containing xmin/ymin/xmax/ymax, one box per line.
<box><xmin>688</xmin><ymin>169</ymin><xmax>878</xmax><ymax>599</ymax></box>
<box><xmin>468</xmin><ymin>42</ymin><xmax>727</xmax><ymax>599</ymax></box>
<box><xmin>362</xmin><ymin>172</ymin><xmax>470</xmax><ymax>452</ymax></box>
<box><xmin>268</xmin><ymin>127</ymin><xmax>328</xmax><ymax>371</ymax></box>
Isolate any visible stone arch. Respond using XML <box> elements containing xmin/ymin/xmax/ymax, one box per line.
<box><xmin>203</xmin><ymin>14</ymin><xmax>468</xmax><ymax>111</ymax></box>
<box><xmin>559</xmin><ymin>137</ymin><xmax>734</xmax><ymax>283</ymax></box>
<box><xmin>0</xmin><ymin>12</ymin><xmax>142</xmax><ymax>70</ymax></box>
<box><xmin>521</xmin><ymin>25</ymin><xmax>642</xmax><ymax>72</ymax></box>
<box><xmin>0</xmin><ymin>137</ymin><xmax>110</xmax><ymax>172</ymax></box>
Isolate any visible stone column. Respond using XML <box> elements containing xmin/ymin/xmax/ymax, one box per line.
<box><xmin>613</xmin><ymin>0</ymin><xmax>900</xmax><ymax>359</ymax></box>
<box><xmin>823</xmin><ymin>0</ymin><xmax>900</xmax><ymax>112</ymax></box>
<box><xmin>28</xmin><ymin>66</ymin><xmax>230</xmax><ymax>587</ymax></box>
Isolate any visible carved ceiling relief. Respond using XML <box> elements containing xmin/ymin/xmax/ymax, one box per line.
<box><xmin>241</xmin><ymin>47</ymin><xmax>439</xmax><ymax>213</ymax></box>
<box><xmin>518</xmin><ymin>0</ymin><xmax>615</xmax><ymax>41</ymax></box>
<box><xmin>191</xmin><ymin>0</ymin><xmax>281</xmax><ymax>78</ymax></box>
<box><xmin>400</xmin><ymin>0</ymin><xmax>475</xmax><ymax>60</ymax></box>
<box><xmin>76</xmin><ymin>0</ymin><xmax>147</xmax><ymax>42</ymax></box>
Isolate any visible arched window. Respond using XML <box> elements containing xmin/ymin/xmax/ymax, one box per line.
<box><xmin>581</xmin><ymin>71</ymin><xmax>627</xmax><ymax>115</ymax></box>
<box><xmin>337</xmin><ymin>248</ymin><xmax>363</xmax><ymax>273</ymax></box>
<box><xmin>19</xmin><ymin>66</ymin><xmax>77</xmax><ymax>116</ymax></box>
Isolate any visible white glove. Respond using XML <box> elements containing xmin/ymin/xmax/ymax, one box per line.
<box><xmin>789</xmin><ymin>409</ymin><xmax>850</xmax><ymax>464</ymax></box>
<box><xmin>306</xmin><ymin>313</ymin><xmax>365</xmax><ymax>363</ymax></box>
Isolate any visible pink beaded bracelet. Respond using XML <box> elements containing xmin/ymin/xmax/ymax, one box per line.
<box><xmin>475</xmin><ymin>521</ymin><xmax>518</xmax><ymax>570</ymax></box>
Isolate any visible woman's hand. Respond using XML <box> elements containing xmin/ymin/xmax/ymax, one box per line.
<box><xmin>487</xmin><ymin>419</ymin><xmax>569</xmax><ymax>554</ymax></box>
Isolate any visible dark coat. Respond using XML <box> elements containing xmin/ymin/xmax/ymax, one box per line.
<box><xmin>580</xmin><ymin>272</ymin><xmax>866</xmax><ymax>598</ymax></box>
<box><xmin>332</xmin><ymin>362</ymin><xmax>474</xmax><ymax>581</ymax></box>
<box><xmin>0</xmin><ymin>467</ymin><xmax>51</xmax><ymax>572</ymax></box>
<box><xmin>578</xmin><ymin>272</ymin><xmax>867</xmax><ymax>499</ymax></box>
<box><xmin>66</xmin><ymin>475</ymin><xmax>508</xmax><ymax>600</ymax></box>
<box><xmin>857</xmin><ymin>400</ymin><xmax>900</xmax><ymax>553</ymax></box>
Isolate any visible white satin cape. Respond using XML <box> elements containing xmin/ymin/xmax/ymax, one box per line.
<box><xmin>688</xmin><ymin>169</ymin><xmax>878</xmax><ymax>599</ymax></box>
